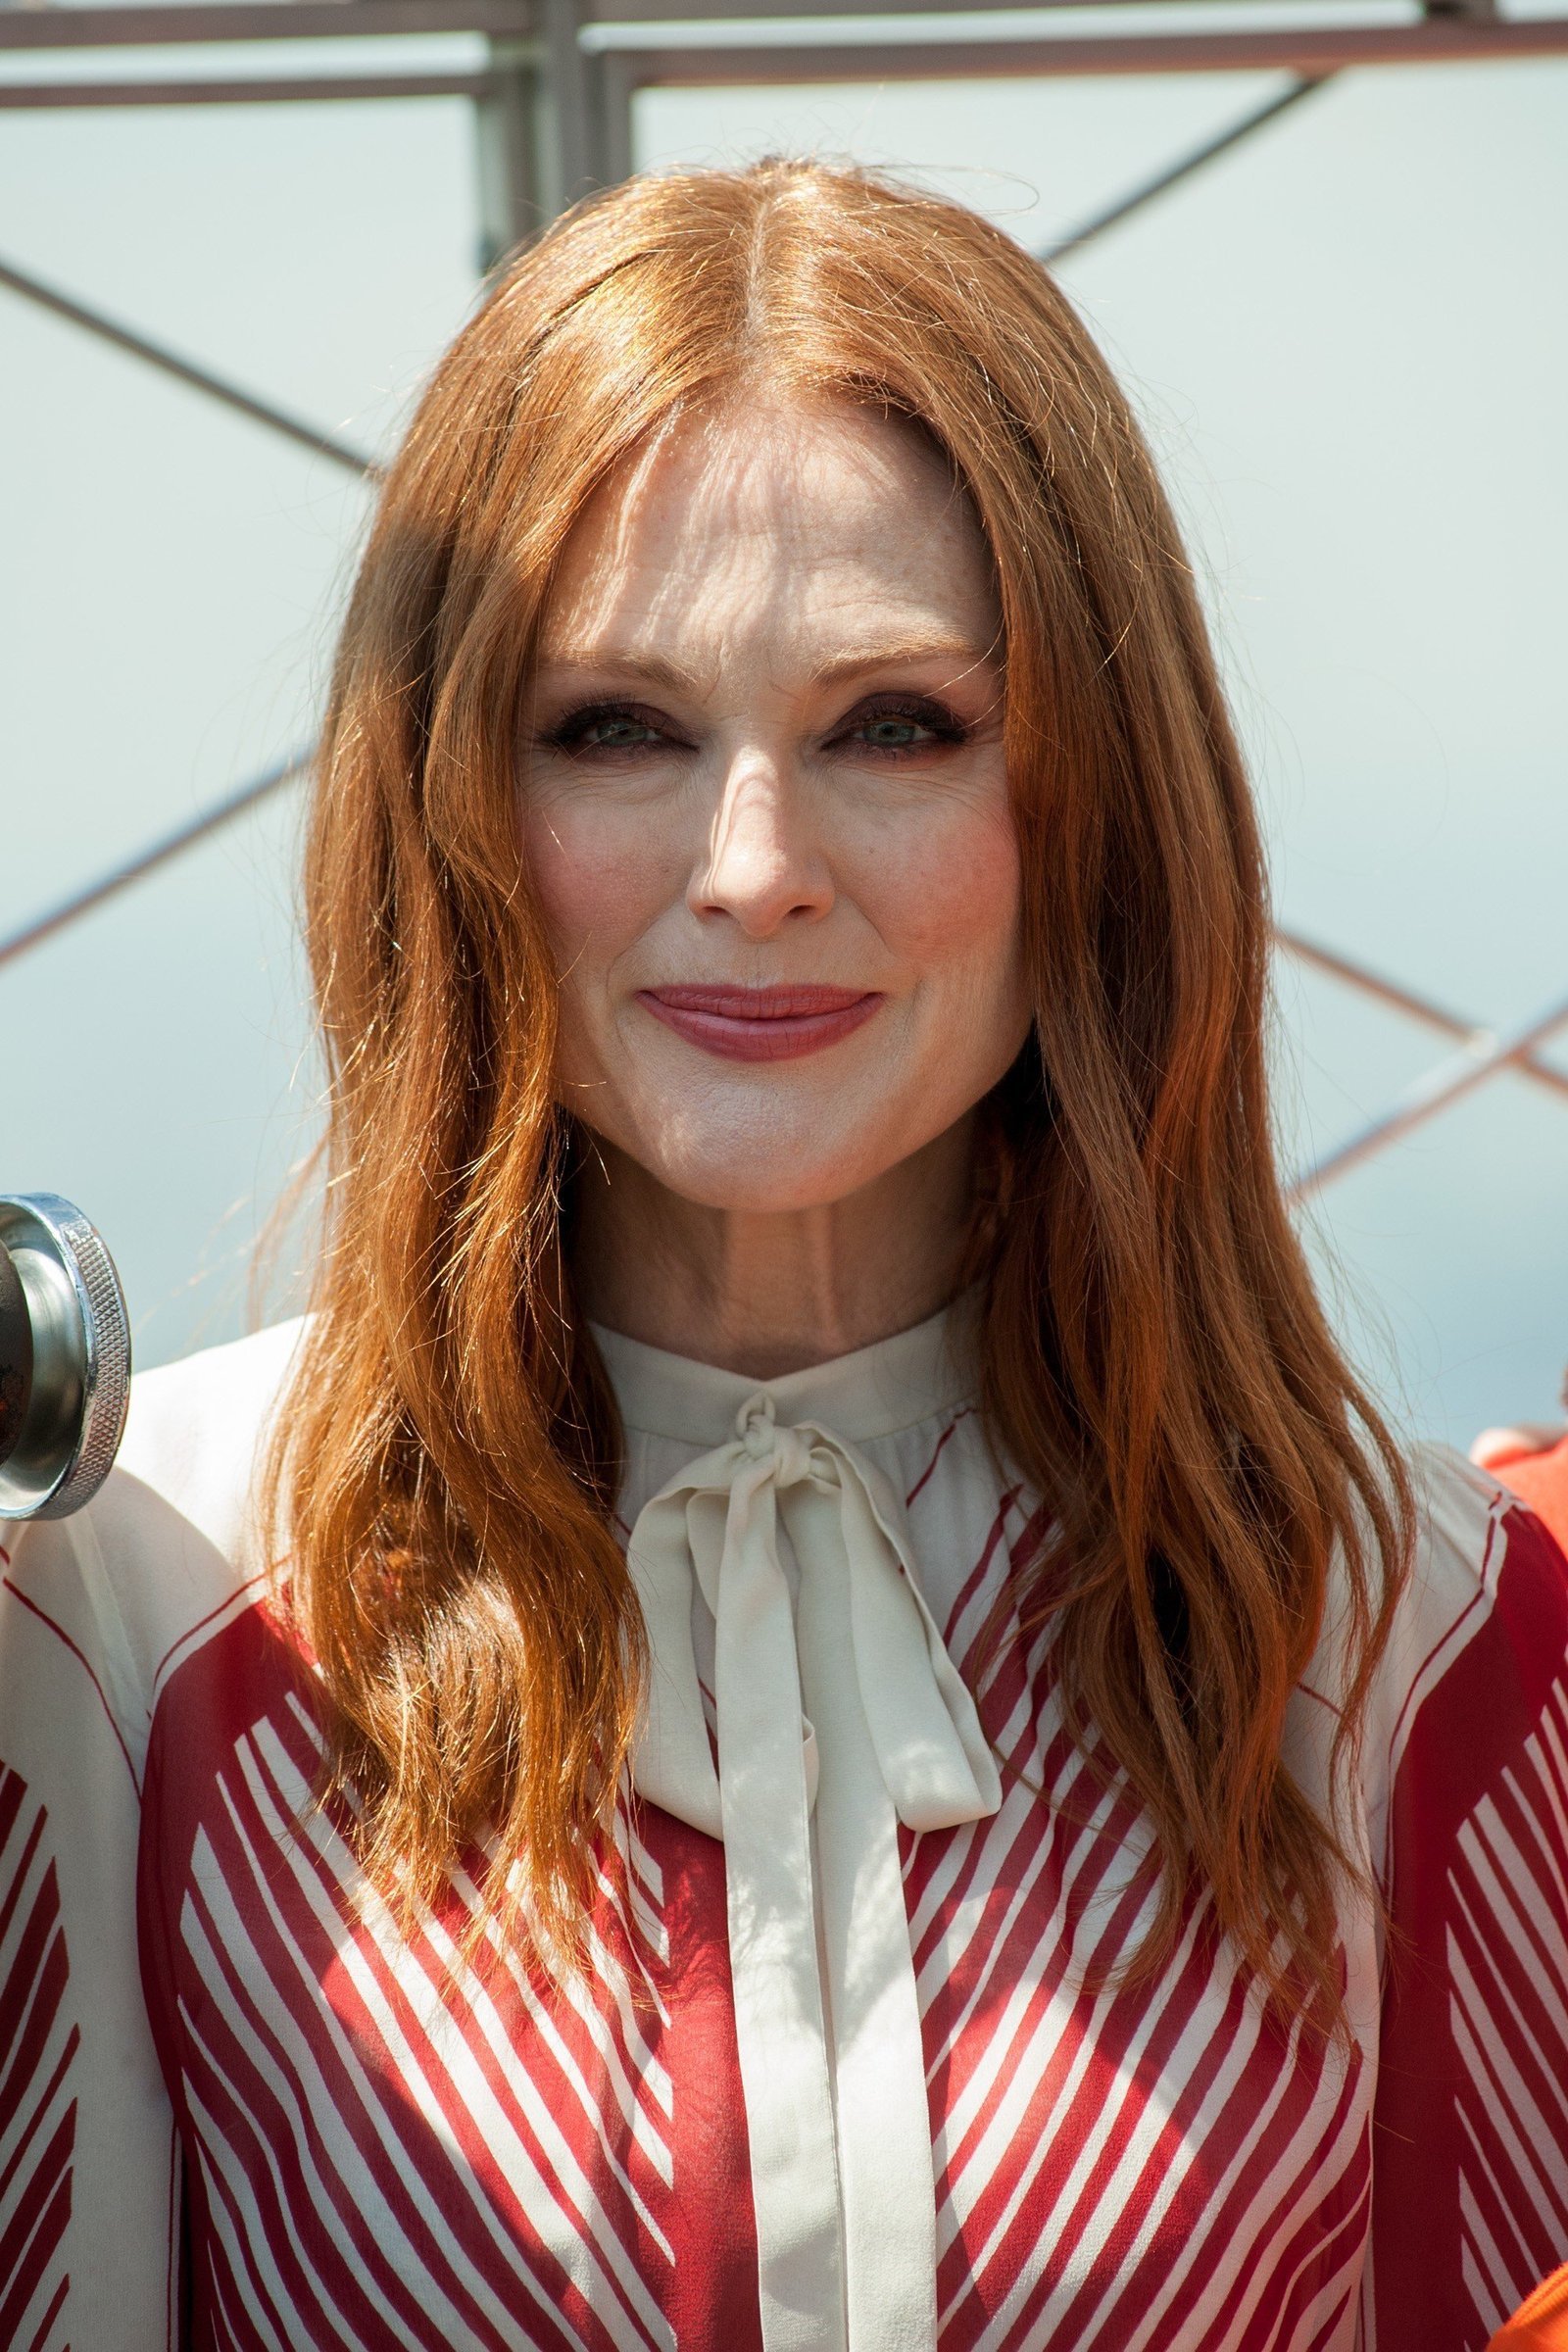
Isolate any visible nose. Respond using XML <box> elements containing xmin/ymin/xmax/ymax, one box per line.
<box><xmin>691</xmin><ymin>753</ymin><xmax>834</xmax><ymax>939</ymax></box>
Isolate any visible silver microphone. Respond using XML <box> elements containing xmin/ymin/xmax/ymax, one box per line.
<box><xmin>0</xmin><ymin>1195</ymin><xmax>131</xmax><ymax>1521</ymax></box>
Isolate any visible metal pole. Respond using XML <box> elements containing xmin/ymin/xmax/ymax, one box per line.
<box><xmin>477</xmin><ymin>0</ymin><xmax>607</xmax><ymax>263</ymax></box>
<box><xmin>543</xmin><ymin>0</ymin><xmax>607</xmax><ymax>202</ymax></box>
<box><xmin>1290</xmin><ymin>990</ymin><xmax>1568</xmax><ymax>1200</ymax></box>
<box><xmin>474</xmin><ymin>0</ymin><xmax>615</xmax><ymax>268</ymax></box>
<box><xmin>598</xmin><ymin>49</ymin><xmax>637</xmax><ymax>186</ymax></box>
<box><xmin>476</xmin><ymin>41</ymin><xmax>547</xmax><ymax>270</ymax></box>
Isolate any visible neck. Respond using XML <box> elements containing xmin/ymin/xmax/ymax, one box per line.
<box><xmin>568</xmin><ymin>1118</ymin><xmax>977</xmax><ymax>1378</ymax></box>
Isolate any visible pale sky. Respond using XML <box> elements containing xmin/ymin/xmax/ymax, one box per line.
<box><xmin>2</xmin><ymin>47</ymin><xmax>1565</xmax><ymax>1443</ymax></box>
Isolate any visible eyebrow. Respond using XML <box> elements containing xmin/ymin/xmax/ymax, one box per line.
<box><xmin>811</xmin><ymin>637</ymin><xmax>1003</xmax><ymax>688</ymax></box>
<box><xmin>530</xmin><ymin>635</ymin><xmax>1003</xmax><ymax>696</ymax></box>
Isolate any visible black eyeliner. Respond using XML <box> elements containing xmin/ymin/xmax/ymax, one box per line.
<box><xmin>540</xmin><ymin>698</ymin><xmax>680</xmax><ymax>752</ymax></box>
<box><xmin>832</xmin><ymin>693</ymin><xmax>970</xmax><ymax>748</ymax></box>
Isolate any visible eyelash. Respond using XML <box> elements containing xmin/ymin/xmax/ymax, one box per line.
<box><xmin>834</xmin><ymin>696</ymin><xmax>969</xmax><ymax>755</ymax></box>
<box><xmin>541</xmin><ymin>701</ymin><xmax>686</xmax><ymax>757</ymax></box>
<box><xmin>540</xmin><ymin>694</ymin><xmax>970</xmax><ymax>760</ymax></box>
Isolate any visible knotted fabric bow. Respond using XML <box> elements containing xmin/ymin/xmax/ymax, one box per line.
<box><xmin>626</xmin><ymin>1393</ymin><xmax>1003</xmax><ymax>2352</ymax></box>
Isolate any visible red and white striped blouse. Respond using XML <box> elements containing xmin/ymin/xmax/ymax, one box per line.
<box><xmin>2</xmin><ymin>1306</ymin><xmax>1566</xmax><ymax>2351</ymax></box>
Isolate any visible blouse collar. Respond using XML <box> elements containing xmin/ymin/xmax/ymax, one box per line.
<box><xmin>589</xmin><ymin>1295</ymin><xmax>977</xmax><ymax>1450</ymax></box>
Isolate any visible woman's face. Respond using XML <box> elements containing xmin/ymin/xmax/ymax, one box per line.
<box><xmin>518</xmin><ymin>396</ymin><xmax>1031</xmax><ymax>1216</ymax></box>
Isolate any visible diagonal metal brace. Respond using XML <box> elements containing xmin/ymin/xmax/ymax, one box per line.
<box><xmin>1043</xmin><ymin>74</ymin><xmax>1331</xmax><ymax>265</ymax></box>
<box><xmin>0</xmin><ymin>256</ymin><xmax>379</xmax><ymax>478</ymax></box>
<box><xmin>0</xmin><ymin>752</ymin><xmax>311</xmax><ymax>972</ymax></box>
<box><xmin>1290</xmin><ymin>991</ymin><xmax>1568</xmax><ymax>1199</ymax></box>
<box><xmin>1276</xmin><ymin>927</ymin><xmax>1568</xmax><ymax>1105</ymax></box>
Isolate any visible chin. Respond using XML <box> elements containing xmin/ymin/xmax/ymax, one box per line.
<box><xmin>628</xmin><ymin>1101</ymin><xmax>909</xmax><ymax>1216</ymax></box>
<box><xmin>649</xmin><ymin>1150</ymin><xmax>884</xmax><ymax>1217</ymax></box>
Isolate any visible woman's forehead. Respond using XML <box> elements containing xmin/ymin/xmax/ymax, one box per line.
<box><xmin>536</xmin><ymin>395</ymin><xmax>1000</xmax><ymax>677</ymax></box>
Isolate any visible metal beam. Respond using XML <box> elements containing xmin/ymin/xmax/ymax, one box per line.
<box><xmin>476</xmin><ymin>43</ymin><xmax>546</xmax><ymax>266</ymax></box>
<box><xmin>582</xmin><ymin>0</ymin><xmax>1223</xmax><ymax>17</ymax></box>
<box><xmin>1043</xmin><ymin>71</ymin><xmax>1326</xmax><ymax>263</ymax></box>
<box><xmin>6</xmin><ymin>0</ymin><xmax>1483</xmax><ymax>39</ymax></box>
<box><xmin>541</xmin><ymin>0</ymin><xmax>612</xmax><ymax>206</ymax></box>
<box><xmin>0</xmin><ymin>753</ymin><xmax>312</xmax><ymax>974</ymax></box>
<box><xmin>5</xmin><ymin>5</ymin><xmax>1560</xmax><ymax>121</ymax></box>
<box><xmin>1276</xmin><ymin>927</ymin><xmax>1568</xmax><ymax>1104</ymax></box>
<box><xmin>0</xmin><ymin>1</ymin><xmax>531</xmax><ymax>49</ymax></box>
<box><xmin>475</xmin><ymin>0</ymin><xmax>613</xmax><ymax>270</ymax></box>
<box><xmin>4</xmin><ymin>1</ymin><xmax>1561</xmax><ymax>82</ymax></box>
<box><xmin>592</xmin><ymin>16</ymin><xmax>1568</xmax><ymax>89</ymax></box>
<box><xmin>0</xmin><ymin>256</ymin><xmax>378</xmax><ymax>475</ymax></box>
<box><xmin>0</xmin><ymin>72</ymin><xmax>497</xmax><ymax>107</ymax></box>
<box><xmin>1290</xmin><ymin>990</ymin><xmax>1568</xmax><ymax>1199</ymax></box>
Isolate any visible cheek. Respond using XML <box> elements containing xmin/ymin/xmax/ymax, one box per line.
<box><xmin>863</xmin><ymin>796</ymin><xmax>1025</xmax><ymax>1000</ymax></box>
<box><xmin>518</xmin><ymin>795</ymin><xmax>664</xmax><ymax>972</ymax></box>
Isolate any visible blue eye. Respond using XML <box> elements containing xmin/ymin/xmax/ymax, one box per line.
<box><xmin>839</xmin><ymin>699</ymin><xmax>966</xmax><ymax>755</ymax></box>
<box><xmin>858</xmin><ymin>715</ymin><xmax>932</xmax><ymax>749</ymax></box>
<box><xmin>578</xmin><ymin>714</ymin><xmax>658</xmax><ymax>749</ymax></box>
<box><xmin>544</xmin><ymin>703</ymin><xmax>670</xmax><ymax>757</ymax></box>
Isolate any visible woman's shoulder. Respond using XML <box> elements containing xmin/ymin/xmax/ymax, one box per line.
<box><xmin>1395</xmin><ymin>1437</ymin><xmax>1565</xmax><ymax>1669</ymax></box>
<box><xmin>0</xmin><ymin>1318</ymin><xmax>307</xmax><ymax>1763</ymax></box>
<box><xmin>114</xmin><ymin>1314</ymin><xmax>307</xmax><ymax>1561</ymax></box>
<box><xmin>1354</xmin><ymin>1439</ymin><xmax>1568</xmax><ymax>1878</ymax></box>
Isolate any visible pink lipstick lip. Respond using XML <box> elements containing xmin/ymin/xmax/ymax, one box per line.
<box><xmin>647</xmin><ymin>983</ymin><xmax>872</xmax><ymax>1017</ymax></box>
<box><xmin>638</xmin><ymin>984</ymin><xmax>884</xmax><ymax>1062</ymax></box>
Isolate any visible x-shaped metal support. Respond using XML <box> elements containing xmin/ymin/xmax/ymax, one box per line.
<box><xmin>1278</xmin><ymin>933</ymin><xmax>1568</xmax><ymax>1197</ymax></box>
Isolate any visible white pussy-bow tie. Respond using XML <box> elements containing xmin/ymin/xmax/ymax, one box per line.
<box><xmin>626</xmin><ymin>1393</ymin><xmax>1003</xmax><ymax>2352</ymax></box>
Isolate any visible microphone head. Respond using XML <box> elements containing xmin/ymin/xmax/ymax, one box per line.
<box><xmin>0</xmin><ymin>1195</ymin><xmax>131</xmax><ymax>1521</ymax></box>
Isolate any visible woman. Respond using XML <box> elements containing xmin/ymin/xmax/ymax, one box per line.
<box><xmin>2</xmin><ymin>161</ymin><xmax>1565</xmax><ymax>2352</ymax></box>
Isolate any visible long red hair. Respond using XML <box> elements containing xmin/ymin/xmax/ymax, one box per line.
<box><xmin>270</xmin><ymin>159</ymin><xmax>1411</xmax><ymax>2022</ymax></box>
